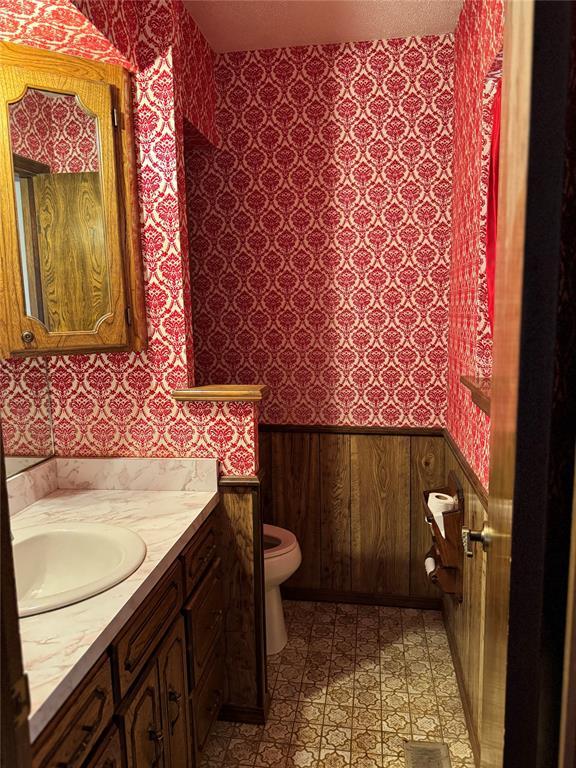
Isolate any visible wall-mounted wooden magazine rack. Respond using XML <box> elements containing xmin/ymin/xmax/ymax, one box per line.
<box><xmin>423</xmin><ymin>470</ymin><xmax>464</xmax><ymax>601</ymax></box>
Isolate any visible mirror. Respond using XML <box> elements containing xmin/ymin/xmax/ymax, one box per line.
<box><xmin>0</xmin><ymin>357</ymin><xmax>54</xmax><ymax>478</ymax></box>
<box><xmin>8</xmin><ymin>87</ymin><xmax>111</xmax><ymax>334</ymax></box>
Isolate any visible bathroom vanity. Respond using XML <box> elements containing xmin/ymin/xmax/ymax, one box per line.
<box><xmin>9</xmin><ymin>459</ymin><xmax>230</xmax><ymax>767</ymax></box>
<box><xmin>32</xmin><ymin>521</ymin><xmax>222</xmax><ymax>768</ymax></box>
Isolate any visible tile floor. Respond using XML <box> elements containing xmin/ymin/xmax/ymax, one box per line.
<box><xmin>203</xmin><ymin>602</ymin><xmax>474</xmax><ymax>768</ymax></box>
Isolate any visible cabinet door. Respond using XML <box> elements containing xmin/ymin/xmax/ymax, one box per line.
<box><xmin>84</xmin><ymin>725</ymin><xmax>123</xmax><ymax>768</ymax></box>
<box><xmin>183</xmin><ymin>558</ymin><xmax>223</xmax><ymax>685</ymax></box>
<box><xmin>0</xmin><ymin>43</ymin><xmax>147</xmax><ymax>357</ymax></box>
<box><xmin>157</xmin><ymin>618</ymin><xmax>192</xmax><ymax>768</ymax></box>
<box><xmin>120</xmin><ymin>664</ymin><xmax>165</xmax><ymax>768</ymax></box>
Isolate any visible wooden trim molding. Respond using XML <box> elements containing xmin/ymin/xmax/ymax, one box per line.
<box><xmin>219</xmin><ymin>475</ymin><xmax>262</xmax><ymax>488</ymax></box>
<box><xmin>259</xmin><ymin>424</ymin><xmax>443</xmax><ymax>437</ymax></box>
<box><xmin>172</xmin><ymin>385</ymin><xmax>268</xmax><ymax>402</ymax></box>
<box><xmin>281</xmin><ymin>587</ymin><xmax>442</xmax><ymax>611</ymax></box>
<box><xmin>443</xmin><ymin>608</ymin><xmax>481</xmax><ymax>765</ymax></box>
<box><xmin>443</xmin><ymin>429</ymin><xmax>488</xmax><ymax>510</ymax></box>
<box><xmin>460</xmin><ymin>376</ymin><xmax>491</xmax><ymax>415</ymax></box>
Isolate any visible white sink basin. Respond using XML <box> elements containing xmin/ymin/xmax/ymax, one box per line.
<box><xmin>14</xmin><ymin>523</ymin><xmax>147</xmax><ymax>617</ymax></box>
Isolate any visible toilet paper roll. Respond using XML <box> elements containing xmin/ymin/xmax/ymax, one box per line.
<box><xmin>424</xmin><ymin>556</ymin><xmax>436</xmax><ymax>576</ymax></box>
<box><xmin>427</xmin><ymin>492</ymin><xmax>456</xmax><ymax>539</ymax></box>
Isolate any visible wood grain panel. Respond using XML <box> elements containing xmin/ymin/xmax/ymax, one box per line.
<box><xmin>410</xmin><ymin>436</ymin><xmax>445</xmax><ymax>598</ymax></box>
<box><xmin>350</xmin><ymin>435</ymin><xmax>410</xmax><ymax>595</ymax></box>
<box><xmin>319</xmin><ymin>433</ymin><xmax>351</xmax><ymax>592</ymax></box>
<box><xmin>215</xmin><ymin>487</ymin><xmax>266</xmax><ymax>718</ymax></box>
<box><xmin>258</xmin><ymin>429</ymin><xmax>272</xmax><ymax>523</ymax></box>
<box><xmin>443</xmin><ymin>439</ymin><xmax>488</xmax><ymax>764</ymax></box>
<box><xmin>270</xmin><ymin>432</ymin><xmax>321</xmax><ymax>589</ymax></box>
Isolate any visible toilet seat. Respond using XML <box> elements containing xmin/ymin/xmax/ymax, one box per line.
<box><xmin>263</xmin><ymin>523</ymin><xmax>298</xmax><ymax>559</ymax></box>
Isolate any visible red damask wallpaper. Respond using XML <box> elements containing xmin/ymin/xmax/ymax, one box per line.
<box><xmin>0</xmin><ymin>358</ymin><xmax>53</xmax><ymax>457</ymax></box>
<box><xmin>0</xmin><ymin>0</ymin><xmax>256</xmax><ymax>476</ymax></box>
<box><xmin>10</xmin><ymin>88</ymin><xmax>99</xmax><ymax>172</ymax></box>
<box><xmin>189</xmin><ymin>35</ymin><xmax>455</xmax><ymax>427</ymax></box>
<box><xmin>447</xmin><ymin>0</ymin><xmax>504</xmax><ymax>488</ymax></box>
<box><xmin>0</xmin><ymin>0</ymin><xmax>134</xmax><ymax>69</ymax></box>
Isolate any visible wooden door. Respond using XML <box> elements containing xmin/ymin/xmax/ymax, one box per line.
<box><xmin>121</xmin><ymin>664</ymin><xmax>165</xmax><ymax>768</ymax></box>
<box><xmin>157</xmin><ymin>618</ymin><xmax>192</xmax><ymax>768</ymax></box>
<box><xmin>0</xmin><ymin>423</ymin><xmax>32</xmax><ymax>767</ymax></box>
<box><xmin>481</xmin><ymin>2</ymin><xmax>574</xmax><ymax>766</ymax></box>
<box><xmin>32</xmin><ymin>171</ymin><xmax>108</xmax><ymax>333</ymax></box>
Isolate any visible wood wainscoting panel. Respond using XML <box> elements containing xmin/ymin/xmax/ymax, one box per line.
<box><xmin>270</xmin><ymin>431</ymin><xmax>321</xmax><ymax>589</ymax></box>
<box><xmin>319</xmin><ymin>433</ymin><xmax>351</xmax><ymax>592</ymax></box>
<box><xmin>350</xmin><ymin>435</ymin><xmax>411</xmax><ymax>595</ymax></box>
<box><xmin>215</xmin><ymin>484</ymin><xmax>267</xmax><ymax>722</ymax></box>
<box><xmin>443</xmin><ymin>438</ymin><xmax>488</xmax><ymax>764</ymax></box>
<box><xmin>410</xmin><ymin>436</ymin><xmax>445</xmax><ymax>599</ymax></box>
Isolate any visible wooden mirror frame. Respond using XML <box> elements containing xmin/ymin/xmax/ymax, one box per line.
<box><xmin>0</xmin><ymin>42</ymin><xmax>146</xmax><ymax>357</ymax></box>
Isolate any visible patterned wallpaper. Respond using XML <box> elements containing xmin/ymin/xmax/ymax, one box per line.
<box><xmin>0</xmin><ymin>358</ymin><xmax>53</xmax><ymax>456</ymax></box>
<box><xmin>189</xmin><ymin>35</ymin><xmax>455</xmax><ymax>427</ymax></box>
<box><xmin>446</xmin><ymin>0</ymin><xmax>504</xmax><ymax>488</ymax></box>
<box><xmin>0</xmin><ymin>0</ymin><xmax>257</xmax><ymax>476</ymax></box>
<box><xmin>10</xmin><ymin>88</ymin><xmax>99</xmax><ymax>172</ymax></box>
<box><xmin>0</xmin><ymin>0</ymin><xmax>134</xmax><ymax>70</ymax></box>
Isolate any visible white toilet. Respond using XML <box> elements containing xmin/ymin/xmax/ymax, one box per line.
<box><xmin>263</xmin><ymin>523</ymin><xmax>302</xmax><ymax>655</ymax></box>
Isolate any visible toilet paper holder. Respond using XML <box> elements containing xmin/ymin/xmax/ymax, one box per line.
<box><xmin>423</xmin><ymin>470</ymin><xmax>465</xmax><ymax>601</ymax></box>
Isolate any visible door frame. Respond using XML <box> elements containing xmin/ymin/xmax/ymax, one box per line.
<box><xmin>0</xmin><ymin>424</ymin><xmax>32</xmax><ymax>767</ymax></box>
<box><xmin>483</xmin><ymin>1</ymin><xmax>576</xmax><ymax>767</ymax></box>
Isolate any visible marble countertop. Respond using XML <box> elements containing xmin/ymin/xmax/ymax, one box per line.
<box><xmin>13</xmin><ymin>487</ymin><xmax>219</xmax><ymax>741</ymax></box>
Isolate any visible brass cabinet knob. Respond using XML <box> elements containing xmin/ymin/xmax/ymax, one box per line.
<box><xmin>21</xmin><ymin>330</ymin><xmax>34</xmax><ymax>344</ymax></box>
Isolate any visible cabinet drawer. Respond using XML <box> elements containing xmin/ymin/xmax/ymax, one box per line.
<box><xmin>114</xmin><ymin>561</ymin><xmax>183</xmax><ymax>698</ymax></box>
<box><xmin>184</xmin><ymin>557</ymin><xmax>223</xmax><ymax>685</ymax></box>
<box><xmin>192</xmin><ymin>651</ymin><xmax>224</xmax><ymax>751</ymax></box>
<box><xmin>181</xmin><ymin>522</ymin><xmax>217</xmax><ymax>595</ymax></box>
<box><xmin>33</xmin><ymin>656</ymin><xmax>113</xmax><ymax>768</ymax></box>
<box><xmin>83</xmin><ymin>725</ymin><xmax>122</xmax><ymax>767</ymax></box>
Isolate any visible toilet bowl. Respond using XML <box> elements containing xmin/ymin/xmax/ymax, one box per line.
<box><xmin>263</xmin><ymin>523</ymin><xmax>302</xmax><ymax>655</ymax></box>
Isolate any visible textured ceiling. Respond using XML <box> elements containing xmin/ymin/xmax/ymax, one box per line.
<box><xmin>183</xmin><ymin>0</ymin><xmax>463</xmax><ymax>54</ymax></box>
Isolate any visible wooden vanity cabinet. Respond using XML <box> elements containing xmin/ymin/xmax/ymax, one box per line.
<box><xmin>32</xmin><ymin>518</ymin><xmax>223</xmax><ymax>768</ymax></box>
<box><xmin>32</xmin><ymin>656</ymin><xmax>114</xmax><ymax>768</ymax></box>
<box><xmin>119</xmin><ymin>618</ymin><xmax>192</xmax><ymax>768</ymax></box>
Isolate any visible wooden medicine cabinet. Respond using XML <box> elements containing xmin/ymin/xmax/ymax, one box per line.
<box><xmin>0</xmin><ymin>43</ymin><xmax>146</xmax><ymax>357</ymax></box>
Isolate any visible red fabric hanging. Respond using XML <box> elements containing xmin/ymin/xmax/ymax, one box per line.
<box><xmin>486</xmin><ymin>80</ymin><xmax>502</xmax><ymax>335</ymax></box>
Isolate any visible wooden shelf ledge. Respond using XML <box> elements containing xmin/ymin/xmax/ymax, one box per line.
<box><xmin>460</xmin><ymin>375</ymin><xmax>491</xmax><ymax>415</ymax></box>
<box><xmin>172</xmin><ymin>384</ymin><xmax>268</xmax><ymax>402</ymax></box>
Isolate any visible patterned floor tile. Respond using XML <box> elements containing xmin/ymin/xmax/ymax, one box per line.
<box><xmin>317</xmin><ymin>749</ymin><xmax>351</xmax><ymax>768</ymax></box>
<box><xmin>217</xmin><ymin>602</ymin><xmax>475</xmax><ymax>768</ymax></box>
<box><xmin>225</xmin><ymin>738</ymin><xmax>260</xmax><ymax>766</ymax></box>
<box><xmin>291</xmin><ymin>721</ymin><xmax>323</xmax><ymax>748</ymax></box>
<box><xmin>320</xmin><ymin>725</ymin><xmax>352</xmax><ymax>751</ymax></box>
